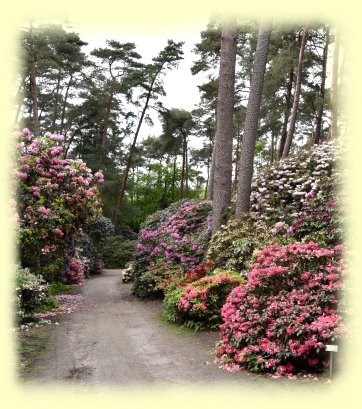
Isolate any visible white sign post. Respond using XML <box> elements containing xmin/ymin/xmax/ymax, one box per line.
<box><xmin>326</xmin><ymin>345</ymin><xmax>338</xmax><ymax>378</ymax></box>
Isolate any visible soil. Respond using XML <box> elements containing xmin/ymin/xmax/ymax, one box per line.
<box><xmin>18</xmin><ymin>269</ymin><xmax>323</xmax><ymax>388</ymax></box>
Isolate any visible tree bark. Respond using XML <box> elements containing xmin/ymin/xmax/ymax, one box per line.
<box><xmin>329</xmin><ymin>28</ymin><xmax>339</xmax><ymax>140</ymax></box>
<box><xmin>29</xmin><ymin>25</ymin><xmax>40</xmax><ymax>136</ymax></box>
<box><xmin>207</xmin><ymin>141</ymin><xmax>216</xmax><ymax>200</ymax></box>
<box><xmin>282</xmin><ymin>26</ymin><xmax>309</xmax><ymax>158</ymax></box>
<box><xmin>278</xmin><ymin>67</ymin><xmax>294</xmax><ymax>158</ymax></box>
<box><xmin>99</xmin><ymin>79</ymin><xmax>116</xmax><ymax>168</ymax></box>
<box><xmin>232</xmin><ymin>124</ymin><xmax>242</xmax><ymax>192</ymax></box>
<box><xmin>51</xmin><ymin>70</ymin><xmax>62</xmax><ymax>131</ymax></box>
<box><xmin>112</xmin><ymin>68</ymin><xmax>161</xmax><ymax>226</ymax></box>
<box><xmin>211</xmin><ymin>22</ymin><xmax>238</xmax><ymax>233</ymax></box>
<box><xmin>235</xmin><ymin>24</ymin><xmax>272</xmax><ymax>216</ymax></box>
<box><xmin>315</xmin><ymin>28</ymin><xmax>330</xmax><ymax>144</ymax></box>
<box><xmin>59</xmin><ymin>74</ymin><xmax>73</xmax><ymax>135</ymax></box>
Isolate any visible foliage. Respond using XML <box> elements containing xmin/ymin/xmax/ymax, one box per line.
<box><xmin>217</xmin><ymin>242</ymin><xmax>345</xmax><ymax>376</ymax></box>
<box><xmin>74</xmin><ymin>233</ymin><xmax>103</xmax><ymax>276</ymax></box>
<box><xmin>15</xmin><ymin>266</ymin><xmax>53</xmax><ymax>320</ymax></box>
<box><xmin>15</xmin><ymin>129</ymin><xmax>103</xmax><ymax>282</ymax></box>
<box><xmin>249</xmin><ymin>141</ymin><xmax>341</xmax><ymax>225</ymax></box>
<box><xmin>162</xmin><ymin>270</ymin><xmax>245</xmax><ymax>331</ymax></box>
<box><xmin>97</xmin><ymin>236</ymin><xmax>136</xmax><ymax>269</ymax></box>
<box><xmin>207</xmin><ymin>214</ymin><xmax>285</xmax><ymax>276</ymax></box>
<box><xmin>84</xmin><ymin>216</ymin><xmax>115</xmax><ymax>245</ymax></box>
<box><xmin>131</xmin><ymin>199</ymin><xmax>212</xmax><ymax>298</ymax></box>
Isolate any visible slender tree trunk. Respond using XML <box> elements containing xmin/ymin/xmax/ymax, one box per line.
<box><xmin>60</xmin><ymin>74</ymin><xmax>73</xmax><ymax>135</ymax></box>
<box><xmin>211</xmin><ymin>22</ymin><xmax>238</xmax><ymax>233</ymax></box>
<box><xmin>29</xmin><ymin>26</ymin><xmax>39</xmax><ymax>136</ymax></box>
<box><xmin>99</xmin><ymin>79</ymin><xmax>116</xmax><ymax>168</ymax></box>
<box><xmin>180</xmin><ymin>138</ymin><xmax>186</xmax><ymax>199</ymax></box>
<box><xmin>235</xmin><ymin>24</ymin><xmax>272</xmax><ymax>216</ymax></box>
<box><xmin>184</xmin><ymin>135</ymin><xmax>189</xmax><ymax>198</ymax></box>
<box><xmin>315</xmin><ymin>28</ymin><xmax>330</xmax><ymax>144</ymax></box>
<box><xmin>207</xmin><ymin>141</ymin><xmax>216</xmax><ymax>200</ymax></box>
<box><xmin>112</xmin><ymin>70</ymin><xmax>160</xmax><ymax>226</ymax></box>
<box><xmin>171</xmin><ymin>156</ymin><xmax>177</xmax><ymax>201</ymax></box>
<box><xmin>282</xmin><ymin>26</ymin><xmax>309</xmax><ymax>158</ymax></box>
<box><xmin>232</xmin><ymin>125</ymin><xmax>242</xmax><ymax>192</ymax></box>
<box><xmin>278</xmin><ymin>68</ymin><xmax>294</xmax><ymax>158</ymax></box>
<box><xmin>329</xmin><ymin>28</ymin><xmax>340</xmax><ymax>140</ymax></box>
<box><xmin>51</xmin><ymin>70</ymin><xmax>62</xmax><ymax>131</ymax></box>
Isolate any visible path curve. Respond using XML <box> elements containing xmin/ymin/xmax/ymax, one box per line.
<box><xmin>31</xmin><ymin>270</ymin><xmax>264</xmax><ymax>386</ymax></box>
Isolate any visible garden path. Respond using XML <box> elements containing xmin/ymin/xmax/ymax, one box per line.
<box><xmin>29</xmin><ymin>270</ymin><xmax>270</xmax><ymax>387</ymax></box>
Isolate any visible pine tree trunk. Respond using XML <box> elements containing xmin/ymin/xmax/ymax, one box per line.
<box><xmin>211</xmin><ymin>22</ymin><xmax>238</xmax><ymax>233</ymax></box>
<box><xmin>99</xmin><ymin>79</ymin><xmax>116</xmax><ymax>168</ymax></box>
<box><xmin>180</xmin><ymin>137</ymin><xmax>186</xmax><ymax>199</ymax></box>
<box><xmin>235</xmin><ymin>24</ymin><xmax>272</xmax><ymax>216</ymax></box>
<box><xmin>282</xmin><ymin>27</ymin><xmax>309</xmax><ymax>158</ymax></box>
<box><xmin>278</xmin><ymin>68</ymin><xmax>294</xmax><ymax>158</ymax></box>
<box><xmin>51</xmin><ymin>71</ymin><xmax>62</xmax><ymax>131</ymax></box>
<box><xmin>329</xmin><ymin>28</ymin><xmax>340</xmax><ymax>140</ymax></box>
<box><xmin>29</xmin><ymin>26</ymin><xmax>39</xmax><ymax>136</ymax></box>
<box><xmin>315</xmin><ymin>28</ymin><xmax>330</xmax><ymax>144</ymax></box>
<box><xmin>60</xmin><ymin>74</ymin><xmax>73</xmax><ymax>135</ymax></box>
<box><xmin>207</xmin><ymin>141</ymin><xmax>216</xmax><ymax>200</ymax></box>
<box><xmin>232</xmin><ymin>125</ymin><xmax>242</xmax><ymax>192</ymax></box>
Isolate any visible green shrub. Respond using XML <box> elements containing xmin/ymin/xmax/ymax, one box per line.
<box><xmin>97</xmin><ymin>236</ymin><xmax>136</xmax><ymax>269</ymax></box>
<box><xmin>162</xmin><ymin>270</ymin><xmax>245</xmax><ymax>331</ymax></box>
<box><xmin>207</xmin><ymin>214</ymin><xmax>290</xmax><ymax>277</ymax></box>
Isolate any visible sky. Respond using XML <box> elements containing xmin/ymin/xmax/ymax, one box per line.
<box><xmin>76</xmin><ymin>26</ymin><xmax>210</xmax><ymax>144</ymax></box>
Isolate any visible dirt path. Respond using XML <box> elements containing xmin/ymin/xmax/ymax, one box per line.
<box><xmin>27</xmin><ymin>270</ymin><xmax>271</xmax><ymax>387</ymax></box>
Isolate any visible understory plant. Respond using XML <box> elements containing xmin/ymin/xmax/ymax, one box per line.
<box><xmin>162</xmin><ymin>270</ymin><xmax>245</xmax><ymax>331</ymax></box>
<box><xmin>216</xmin><ymin>242</ymin><xmax>345</xmax><ymax>376</ymax></box>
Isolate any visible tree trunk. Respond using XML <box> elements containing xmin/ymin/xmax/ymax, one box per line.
<box><xmin>112</xmin><ymin>71</ymin><xmax>159</xmax><ymax>226</ymax></box>
<box><xmin>180</xmin><ymin>136</ymin><xmax>186</xmax><ymax>199</ymax></box>
<box><xmin>99</xmin><ymin>79</ymin><xmax>116</xmax><ymax>168</ymax></box>
<box><xmin>235</xmin><ymin>24</ymin><xmax>272</xmax><ymax>216</ymax></box>
<box><xmin>278</xmin><ymin>68</ymin><xmax>294</xmax><ymax>158</ymax></box>
<box><xmin>207</xmin><ymin>141</ymin><xmax>216</xmax><ymax>200</ymax></box>
<box><xmin>51</xmin><ymin>70</ymin><xmax>62</xmax><ymax>131</ymax></box>
<box><xmin>29</xmin><ymin>26</ymin><xmax>39</xmax><ymax>136</ymax></box>
<box><xmin>282</xmin><ymin>26</ymin><xmax>309</xmax><ymax>158</ymax></box>
<box><xmin>211</xmin><ymin>22</ymin><xmax>238</xmax><ymax>233</ymax></box>
<box><xmin>232</xmin><ymin>124</ymin><xmax>242</xmax><ymax>192</ymax></box>
<box><xmin>184</xmin><ymin>134</ymin><xmax>189</xmax><ymax>198</ymax></box>
<box><xmin>315</xmin><ymin>28</ymin><xmax>330</xmax><ymax>144</ymax></box>
<box><xmin>171</xmin><ymin>156</ymin><xmax>177</xmax><ymax>201</ymax></box>
<box><xmin>60</xmin><ymin>74</ymin><xmax>73</xmax><ymax>135</ymax></box>
<box><xmin>329</xmin><ymin>28</ymin><xmax>340</xmax><ymax>140</ymax></box>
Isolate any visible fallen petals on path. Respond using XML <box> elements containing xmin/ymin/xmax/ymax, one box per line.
<box><xmin>34</xmin><ymin>293</ymin><xmax>85</xmax><ymax>318</ymax></box>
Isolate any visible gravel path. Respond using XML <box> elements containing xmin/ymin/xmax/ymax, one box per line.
<box><xmin>29</xmin><ymin>269</ymin><xmax>270</xmax><ymax>387</ymax></box>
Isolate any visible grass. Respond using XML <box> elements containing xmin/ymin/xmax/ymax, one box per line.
<box><xmin>49</xmin><ymin>281</ymin><xmax>72</xmax><ymax>295</ymax></box>
<box><xmin>17</xmin><ymin>324</ymin><xmax>51</xmax><ymax>379</ymax></box>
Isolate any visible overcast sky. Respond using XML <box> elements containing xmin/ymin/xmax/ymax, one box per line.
<box><xmin>77</xmin><ymin>27</ymin><xmax>210</xmax><ymax>143</ymax></box>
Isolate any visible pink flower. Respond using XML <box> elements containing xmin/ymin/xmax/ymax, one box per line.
<box><xmin>54</xmin><ymin>228</ymin><xmax>64</xmax><ymax>237</ymax></box>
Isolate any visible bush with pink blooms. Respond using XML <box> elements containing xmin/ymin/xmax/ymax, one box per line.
<box><xmin>162</xmin><ymin>270</ymin><xmax>245</xmax><ymax>331</ymax></box>
<box><xmin>131</xmin><ymin>199</ymin><xmax>212</xmax><ymax>298</ymax></box>
<box><xmin>15</xmin><ymin>129</ymin><xmax>103</xmax><ymax>282</ymax></box>
<box><xmin>216</xmin><ymin>242</ymin><xmax>345</xmax><ymax>376</ymax></box>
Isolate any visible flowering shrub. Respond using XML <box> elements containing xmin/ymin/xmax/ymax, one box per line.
<box><xmin>132</xmin><ymin>200</ymin><xmax>212</xmax><ymax>298</ymax></box>
<box><xmin>15</xmin><ymin>129</ymin><xmax>102</xmax><ymax>282</ymax></box>
<box><xmin>207</xmin><ymin>215</ymin><xmax>282</xmax><ymax>276</ymax></box>
<box><xmin>63</xmin><ymin>257</ymin><xmax>86</xmax><ymax>285</ymax></box>
<box><xmin>216</xmin><ymin>242</ymin><xmax>345</xmax><ymax>376</ymax></box>
<box><xmin>250</xmin><ymin>141</ymin><xmax>341</xmax><ymax>225</ymax></box>
<box><xmin>286</xmin><ymin>184</ymin><xmax>343</xmax><ymax>247</ymax></box>
<box><xmin>15</xmin><ymin>265</ymin><xmax>52</xmax><ymax>320</ymax></box>
<box><xmin>162</xmin><ymin>270</ymin><xmax>245</xmax><ymax>331</ymax></box>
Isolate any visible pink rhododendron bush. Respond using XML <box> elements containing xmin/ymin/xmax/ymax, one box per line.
<box><xmin>131</xmin><ymin>199</ymin><xmax>212</xmax><ymax>298</ymax></box>
<box><xmin>162</xmin><ymin>270</ymin><xmax>245</xmax><ymax>331</ymax></box>
<box><xmin>216</xmin><ymin>242</ymin><xmax>345</xmax><ymax>377</ymax></box>
<box><xmin>15</xmin><ymin>129</ymin><xmax>103</xmax><ymax>283</ymax></box>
